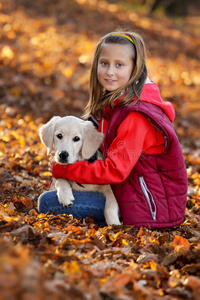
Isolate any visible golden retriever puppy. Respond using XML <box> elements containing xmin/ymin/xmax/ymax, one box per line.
<box><xmin>39</xmin><ymin>116</ymin><xmax>120</xmax><ymax>225</ymax></box>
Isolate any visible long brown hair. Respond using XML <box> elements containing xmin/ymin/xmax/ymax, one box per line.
<box><xmin>83</xmin><ymin>30</ymin><xmax>147</xmax><ymax>120</ymax></box>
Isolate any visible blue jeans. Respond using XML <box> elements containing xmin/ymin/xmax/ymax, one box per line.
<box><xmin>38</xmin><ymin>190</ymin><xmax>106</xmax><ymax>224</ymax></box>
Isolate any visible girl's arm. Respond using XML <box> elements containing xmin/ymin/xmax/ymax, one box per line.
<box><xmin>52</xmin><ymin>113</ymin><xmax>152</xmax><ymax>185</ymax></box>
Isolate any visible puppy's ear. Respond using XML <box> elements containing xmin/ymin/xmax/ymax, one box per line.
<box><xmin>82</xmin><ymin>121</ymin><xmax>104</xmax><ymax>160</ymax></box>
<box><xmin>38</xmin><ymin>116</ymin><xmax>61</xmax><ymax>155</ymax></box>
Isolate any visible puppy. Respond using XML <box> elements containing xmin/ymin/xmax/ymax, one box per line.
<box><xmin>39</xmin><ymin>116</ymin><xmax>120</xmax><ymax>225</ymax></box>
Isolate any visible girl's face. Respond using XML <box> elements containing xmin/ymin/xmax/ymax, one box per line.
<box><xmin>97</xmin><ymin>43</ymin><xmax>134</xmax><ymax>92</ymax></box>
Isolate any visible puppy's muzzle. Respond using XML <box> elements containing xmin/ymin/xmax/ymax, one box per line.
<box><xmin>59</xmin><ymin>151</ymin><xmax>69</xmax><ymax>163</ymax></box>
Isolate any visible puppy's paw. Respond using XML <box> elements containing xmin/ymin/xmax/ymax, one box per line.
<box><xmin>57</xmin><ymin>189</ymin><xmax>75</xmax><ymax>206</ymax></box>
<box><xmin>55</xmin><ymin>178</ymin><xmax>75</xmax><ymax>206</ymax></box>
<box><xmin>104</xmin><ymin>209</ymin><xmax>121</xmax><ymax>226</ymax></box>
<box><xmin>106</xmin><ymin>217</ymin><xmax>121</xmax><ymax>226</ymax></box>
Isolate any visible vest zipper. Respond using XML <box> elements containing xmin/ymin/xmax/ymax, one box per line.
<box><xmin>101</xmin><ymin>117</ymin><xmax>105</xmax><ymax>151</ymax></box>
<box><xmin>139</xmin><ymin>176</ymin><xmax>157</xmax><ymax>221</ymax></box>
<box><xmin>101</xmin><ymin>117</ymin><xmax>104</xmax><ymax>133</ymax></box>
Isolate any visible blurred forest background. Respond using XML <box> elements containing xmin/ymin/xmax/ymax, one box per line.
<box><xmin>0</xmin><ymin>0</ymin><xmax>200</xmax><ymax>299</ymax></box>
<box><xmin>0</xmin><ymin>0</ymin><xmax>200</xmax><ymax>146</ymax></box>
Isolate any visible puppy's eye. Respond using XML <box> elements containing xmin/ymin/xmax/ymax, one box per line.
<box><xmin>57</xmin><ymin>133</ymin><xmax>63</xmax><ymax>139</ymax></box>
<box><xmin>73</xmin><ymin>136</ymin><xmax>80</xmax><ymax>142</ymax></box>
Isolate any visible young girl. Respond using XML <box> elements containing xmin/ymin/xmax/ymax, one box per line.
<box><xmin>38</xmin><ymin>30</ymin><xmax>188</xmax><ymax>228</ymax></box>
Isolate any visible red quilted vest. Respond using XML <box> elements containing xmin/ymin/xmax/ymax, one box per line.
<box><xmin>103</xmin><ymin>101</ymin><xmax>188</xmax><ymax>228</ymax></box>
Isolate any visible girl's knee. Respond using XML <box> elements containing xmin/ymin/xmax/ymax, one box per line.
<box><xmin>37</xmin><ymin>191</ymin><xmax>51</xmax><ymax>213</ymax></box>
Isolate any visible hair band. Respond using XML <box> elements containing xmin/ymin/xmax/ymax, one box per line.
<box><xmin>112</xmin><ymin>33</ymin><xmax>135</xmax><ymax>45</ymax></box>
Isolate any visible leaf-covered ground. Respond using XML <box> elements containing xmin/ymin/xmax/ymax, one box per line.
<box><xmin>0</xmin><ymin>0</ymin><xmax>200</xmax><ymax>299</ymax></box>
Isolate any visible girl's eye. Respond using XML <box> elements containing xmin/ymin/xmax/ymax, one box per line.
<box><xmin>57</xmin><ymin>133</ymin><xmax>63</xmax><ymax>139</ymax></box>
<box><xmin>73</xmin><ymin>136</ymin><xmax>80</xmax><ymax>142</ymax></box>
<box><xmin>117</xmin><ymin>63</ymin><xmax>123</xmax><ymax>67</ymax></box>
<box><xmin>101</xmin><ymin>61</ymin><xmax>108</xmax><ymax>66</ymax></box>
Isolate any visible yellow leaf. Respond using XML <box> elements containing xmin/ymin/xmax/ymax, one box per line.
<box><xmin>1</xmin><ymin>45</ymin><xmax>14</xmax><ymax>59</ymax></box>
<box><xmin>122</xmin><ymin>239</ymin><xmax>129</xmax><ymax>246</ymax></box>
<box><xmin>61</xmin><ymin>67</ymin><xmax>74</xmax><ymax>78</ymax></box>
<box><xmin>63</xmin><ymin>261</ymin><xmax>82</xmax><ymax>275</ymax></box>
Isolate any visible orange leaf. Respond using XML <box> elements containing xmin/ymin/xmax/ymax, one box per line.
<box><xmin>64</xmin><ymin>225</ymin><xmax>82</xmax><ymax>234</ymax></box>
<box><xmin>21</xmin><ymin>197</ymin><xmax>33</xmax><ymax>209</ymax></box>
<box><xmin>171</xmin><ymin>235</ymin><xmax>190</xmax><ymax>251</ymax></box>
<box><xmin>109</xmin><ymin>274</ymin><xmax>132</xmax><ymax>288</ymax></box>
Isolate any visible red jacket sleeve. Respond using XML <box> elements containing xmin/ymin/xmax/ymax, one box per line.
<box><xmin>52</xmin><ymin>112</ymin><xmax>152</xmax><ymax>184</ymax></box>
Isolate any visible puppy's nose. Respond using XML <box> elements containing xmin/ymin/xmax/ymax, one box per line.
<box><xmin>59</xmin><ymin>151</ymin><xmax>69</xmax><ymax>162</ymax></box>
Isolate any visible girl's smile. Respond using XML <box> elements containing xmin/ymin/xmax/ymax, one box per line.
<box><xmin>97</xmin><ymin>43</ymin><xmax>134</xmax><ymax>92</ymax></box>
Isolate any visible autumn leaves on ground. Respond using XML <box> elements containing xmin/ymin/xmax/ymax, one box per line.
<box><xmin>0</xmin><ymin>0</ymin><xmax>200</xmax><ymax>299</ymax></box>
